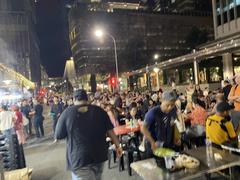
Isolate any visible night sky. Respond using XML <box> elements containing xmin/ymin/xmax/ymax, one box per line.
<box><xmin>36</xmin><ymin>0</ymin><xmax>72</xmax><ymax>77</ymax></box>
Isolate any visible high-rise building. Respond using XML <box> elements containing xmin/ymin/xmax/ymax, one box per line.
<box><xmin>209</xmin><ymin>0</ymin><xmax>240</xmax><ymax>79</ymax></box>
<box><xmin>72</xmin><ymin>0</ymin><xmax>146</xmax><ymax>11</ymax></box>
<box><xmin>0</xmin><ymin>0</ymin><xmax>41</xmax><ymax>86</ymax></box>
<box><xmin>170</xmin><ymin>0</ymin><xmax>212</xmax><ymax>13</ymax></box>
<box><xmin>69</xmin><ymin>1</ymin><xmax>213</xmax><ymax>77</ymax></box>
<box><xmin>152</xmin><ymin>0</ymin><xmax>171</xmax><ymax>11</ymax></box>
<box><xmin>132</xmin><ymin>0</ymin><xmax>240</xmax><ymax>90</ymax></box>
<box><xmin>212</xmin><ymin>0</ymin><xmax>240</xmax><ymax>39</ymax></box>
<box><xmin>41</xmin><ymin>65</ymin><xmax>49</xmax><ymax>87</ymax></box>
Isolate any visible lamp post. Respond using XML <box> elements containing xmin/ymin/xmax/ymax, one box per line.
<box><xmin>95</xmin><ymin>29</ymin><xmax>119</xmax><ymax>91</ymax></box>
<box><xmin>154</xmin><ymin>54</ymin><xmax>159</xmax><ymax>60</ymax></box>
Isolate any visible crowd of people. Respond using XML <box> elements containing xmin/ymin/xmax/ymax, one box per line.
<box><xmin>53</xmin><ymin>75</ymin><xmax>240</xmax><ymax>179</ymax></box>
<box><xmin>0</xmin><ymin>76</ymin><xmax>239</xmax><ymax>148</ymax></box>
<box><xmin>1</xmin><ymin>74</ymin><xmax>240</xmax><ymax>179</ymax></box>
<box><xmin>0</xmin><ymin>97</ymin><xmax>45</xmax><ymax>145</ymax></box>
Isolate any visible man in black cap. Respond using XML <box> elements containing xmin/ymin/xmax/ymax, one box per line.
<box><xmin>206</xmin><ymin>101</ymin><xmax>237</xmax><ymax>145</ymax></box>
<box><xmin>55</xmin><ymin>89</ymin><xmax>122</xmax><ymax>180</ymax></box>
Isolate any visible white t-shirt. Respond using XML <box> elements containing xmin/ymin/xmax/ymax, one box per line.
<box><xmin>0</xmin><ymin>111</ymin><xmax>14</xmax><ymax>131</ymax></box>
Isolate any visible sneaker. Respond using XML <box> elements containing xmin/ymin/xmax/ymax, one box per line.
<box><xmin>139</xmin><ymin>143</ymin><xmax>145</xmax><ymax>152</ymax></box>
<box><xmin>106</xmin><ymin>137</ymin><xmax>111</xmax><ymax>142</ymax></box>
<box><xmin>109</xmin><ymin>144</ymin><xmax>116</xmax><ymax>150</ymax></box>
<box><xmin>52</xmin><ymin>139</ymin><xmax>58</xmax><ymax>144</ymax></box>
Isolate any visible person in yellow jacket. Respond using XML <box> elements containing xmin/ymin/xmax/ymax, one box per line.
<box><xmin>206</xmin><ymin>102</ymin><xmax>237</xmax><ymax>145</ymax></box>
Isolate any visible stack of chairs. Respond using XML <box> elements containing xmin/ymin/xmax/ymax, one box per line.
<box><xmin>0</xmin><ymin>134</ymin><xmax>26</xmax><ymax>171</ymax></box>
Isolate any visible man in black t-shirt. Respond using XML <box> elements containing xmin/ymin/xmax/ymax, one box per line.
<box><xmin>223</xmin><ymin>80</ymin><xmax>232</xmax><ymax>101</ymax></box>
<box><xmin>55</xmin><ymin>90</ymin><xmax>122</xmax><ymax>180</ymax></box>
<box><xmin>30</xmin><ymin>98</ymin><xmax>44</xmax><ymax>138</ymax></box>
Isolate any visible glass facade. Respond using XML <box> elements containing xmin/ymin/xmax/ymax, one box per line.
<box><xmin>237</xmin><ymin>0</ymin><xmax>240</xmax><ymax>17</ymax></box>
<box><xmin>216</xmin><ymin>0</ymin><xmax>221</xmax><ymax>25</ymax></box>
<box><xmin>0</xmin><ymin>0</ymin><xmax>41</xmax><ymax>85</ymax></box>
<box><xmin>216</xmin><ymin>0</ymin><xmax>240</xmax><ymax>25</ymax></box>
<box><xmin>199</xmin><ymin>57</ymin><xmax>223</xmax><ymax>83</ymax></box>
<box><xmin>233</xmin><ymin>53</ymin><xmax>240</xmax><ymax>74</ymax></box>
<box><xmin>145</xmin><ymin>57</ymin><xmax>224</xmax><ymax>87</ymax></box>
<box><xmin>69</xmin><ymin>5</ymin><xmax>213</xmax><ymax>75</ymax></box>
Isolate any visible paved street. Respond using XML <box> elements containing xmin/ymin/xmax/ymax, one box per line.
<box><xmin>23</xmin><ymin>105</ymin><xmax>140</xmax><ymax>180</ymax></box>
<box><xmin>25</xmin><ymin>140</ymin><xmax>140</xmax><ymax>180</ymax></box>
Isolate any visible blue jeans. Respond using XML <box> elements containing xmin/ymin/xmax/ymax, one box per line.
<box><xmin>71</xmin><ymin>163</ymin><xmax>104</xmax><ymax>180</ymax></box>
<box><xmin>34</xmin><ymin>117</ymin><xmax>44</xmax><ymax>138</ymax></box>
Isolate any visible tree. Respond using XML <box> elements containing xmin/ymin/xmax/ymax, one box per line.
<box><xmin>90</xmin><ymin>74</ymin><xmax>96</xmax><ymax>93</ymax></box>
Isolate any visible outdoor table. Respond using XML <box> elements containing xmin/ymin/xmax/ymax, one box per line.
<box><xmin>113</xmin><ymin>124</ymin><xmax>141</xmax><ymax>136</ymax></box>
<box><xmin>221</xmin><ymin>143</ymin><xmax>240</xmax><ymax>153</ymax></box>
<box><xmin>113</xmin><ymin>124</ymin><xmax>142</xmax><ymax>172</ymax></box>
<box><xmin>131</xmin><ymin>146</ymin><xmax>240</xmax><ymax>180</ymax></box>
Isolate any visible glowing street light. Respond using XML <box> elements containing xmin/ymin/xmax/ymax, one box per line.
<box><xmin>153</xmin><ymin>67</ymin><xmax>160</xmax><ymax>73</ymax></box>
<box><xmin>94</xmin><ymin>28</ymin><xmax>119</xmax><ymax>91</ymax></box>
<box><xmin>154</xmin><ymin>54</ymin><xmax>159</xmax><ymax>60</ymax></box>
<box><xmin>95</xmin><ymin>29</ymin><xmax>103</xmax><ymax>38</ymax></box>
<box><xmin>3</xmin><ymin>80</ymin><xmax>12</xmax><ymax>85</ymax></box>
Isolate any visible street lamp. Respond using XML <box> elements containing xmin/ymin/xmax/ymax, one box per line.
<box><xmin>95</xmin><ymin>30</ymin><xmax>103</xmax><ymax>38</ymax></box>
<box><xmin>154</xmin><ymin>54</ymin><xmax>159</xmax><ymax>60</ymax></box>
<box><xmin>153</xmin><ymin>67</ymin><xmax>160</xmax><ymax>73</ymax></box>
<box><xmin>94</xmin><ymin>29</ymin><xmax>119</xmax><ymax>91</ymax></box>
<box><xmin>3</xmin><ymin>80</ymin><xmax>12</xmax><ymax>85</ymax></box>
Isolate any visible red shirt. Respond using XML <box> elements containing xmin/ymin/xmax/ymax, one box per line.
<box><xmin>189</xmin><ymin>106</ymin><xmax>207</xmax><ymax>126</ymax></box>
<box><xmin>14</xmin><ymin>111</ymin><xmax>23</xmax><ymax>130</ymax></box>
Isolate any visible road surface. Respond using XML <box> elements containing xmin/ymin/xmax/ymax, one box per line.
<box><xmin>23</xmin><ymin>105</ymin><xmax>139</xmax><ymax>180</ymax></box>
<box><xmin>24</xmin><ymin>140</ymin><xmax>140</xmax><ymax>180</ymax></box>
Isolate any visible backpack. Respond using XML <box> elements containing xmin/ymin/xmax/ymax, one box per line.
<box><xmin>207</xmin><ymin>117</ymin><xmax>231</xmax><ymax>139</ymax></box>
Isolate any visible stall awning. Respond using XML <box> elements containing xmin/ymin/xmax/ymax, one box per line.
<box><xmin>0</xmin><ymin>63</ymin><xmax>35</xmax><ymax>89</ymax></box>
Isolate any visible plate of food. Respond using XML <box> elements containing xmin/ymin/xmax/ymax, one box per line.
<box><xmin>153</xmin><ymin>148</ymin><xmax>179</xmax><ymax>171</ymax></box>
<box><xmin>175</xmin><ymin>154</ymin><xmax>200</xmax><ymax>169</ymax></box>
<box><xmin>153</xmin><ymin>148</ymin><xmax>177</xmax><ymax>157</ymax></box>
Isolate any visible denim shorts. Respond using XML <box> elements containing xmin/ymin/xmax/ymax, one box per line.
<box><xmin>71</xmin><ymin>162</ymin><xmax>104</xmax><ymax>180</ymax></box>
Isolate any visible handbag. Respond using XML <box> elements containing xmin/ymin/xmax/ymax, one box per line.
<box><xmin>22</xmin><ymin>116</ymin><xmax>29</xmax><ymax>126</ymax></box>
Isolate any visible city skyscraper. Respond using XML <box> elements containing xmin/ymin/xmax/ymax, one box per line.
<box><xmin>170</xmin><ymin>0</ymin><xmax>212</xmax><ymax>13</ymax></box>
<box><xmin>69</xmin><ymin>0</ymin><xmax>213</xmax><ymax>90</ymax></box>
<box><xmin>71</xmin><ymin>0</ymin><xmax>145</xmax><ymax>11</ymax></box>
<box><xmin>0</xmin><ymin>0</ymin><xmax>41</xmax><ymax>86</ymax></box>
<box><xmin>152</xmin><ymin>0</ymin><xmax>171</xmax><ymax>11</ymax></box>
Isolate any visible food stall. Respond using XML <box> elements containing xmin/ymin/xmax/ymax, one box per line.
<box><xmin>131</xmin><ymin>146</ymin><xmax>240</xmax><ymax>179</ymax></box>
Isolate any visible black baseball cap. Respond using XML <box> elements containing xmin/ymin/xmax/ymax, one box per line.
<box><xmin>73</xmin><ymin>89</ymin><xmax>88</xmax><ymax>101</ymax></box>
<box><xmin>216</xmin><ymin>102</ymin><xmax>233</xmax><ymax>113</ymax></box>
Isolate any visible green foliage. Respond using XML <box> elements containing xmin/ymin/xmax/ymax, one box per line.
<box><xmin>90</xmin><ymin>74</ymin><xmax>96</xmax><ymax>93</ymax></box>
